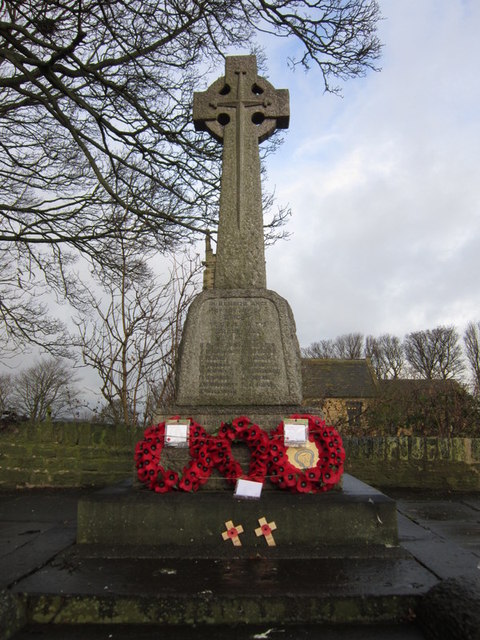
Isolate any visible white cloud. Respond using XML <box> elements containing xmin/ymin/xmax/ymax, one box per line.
<box><xmin>264</xmin><ymin>0</ymin><xmax>480</xmax><ymax>348</ymax></box>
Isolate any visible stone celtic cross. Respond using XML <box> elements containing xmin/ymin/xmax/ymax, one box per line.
<box><xmin>193</xmin><ymin>55</ymin><xmax>289</xmax><ymax>289</ymax></box>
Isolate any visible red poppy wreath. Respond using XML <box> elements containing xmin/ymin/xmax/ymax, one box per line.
<box><xmin>212</xmin><ymin>416</ymin><xmax>270</xmax><ymax>485</ymax></box>
<box><xmin>268</xmin><ymin>415</ymin><xmax>345</xmax><ymax>493</ymax></box>
<box><xmin>135</xmin><ymin>418</ymin><xmax>213</xmax><ymax>493</ymax></box>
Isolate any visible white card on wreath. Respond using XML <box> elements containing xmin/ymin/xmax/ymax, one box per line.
<box><xmin>284</xmin><ymin>420</ymin><xmax>308</xmax><ymax>446</ymax></box>
<box><xmin>234</xmin><ymin>478</ymin><xmax>263</xmax><ymax>500</ymax></box>
<box><xmin>165</xmin><ymin>421</ymin><xmax>189</xmax><ymax>447</ymax></box>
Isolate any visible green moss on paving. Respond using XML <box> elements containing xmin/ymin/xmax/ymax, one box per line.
<box><xmin>0</xmin><ymin>590</ymin><xmax>26</xmax><ymax>640</ymax></box>
<box><xmin>26</xmin><ymin>592</ymin><xmax>420</xmax><ymax>626</ymax></box>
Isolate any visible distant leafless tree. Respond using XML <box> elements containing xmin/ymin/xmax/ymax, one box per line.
<box><xmin>366</xmin><ymin>334</ymin><xmax>405</xmax><ymax>379</ymax></box>
<box><xmin>334</xmin><ymin>333</ymin><xmax>364</xmax><ymax>359</ymax></box>
<box><xmin>0</xmin><ymin>373</ymin><xmax>13</xmax><ymax>413</ymax></box>
<box><xmin>76</xmin><ymin>247</ymin><xmax>201</xmax><ymax>428</ymax></box>
<box><xmin>302</xmin><ymin>339</ymin><xmax>336</xmax><ymax>358</ymax></box>
<box><xmin>365</xmin><ymin>335</ymin><xmax>382</xmax><ymax>377</ymax></box>
<box><xmin>0</xmin><ymin>246</ymin><xmax>73</xmax><ymax>359</ymax></box>
<box><xmin>464</xmin><ymin>321</ymin><xmax>480</xmax><ymax>395</ymax></box>
<box><xmin>303</xmin><ymin>333</ymin><xmax>364</xmax><ymax>359</ymax></box>
<box><xmin>404</xmin><ymin>326</ymin><xmax>465</xmax><ymax>380</ymax></box>
<box><xmin>12</xmin><ymin>358</ymin><xmax>78</xmax><ymax>421</ymax></box>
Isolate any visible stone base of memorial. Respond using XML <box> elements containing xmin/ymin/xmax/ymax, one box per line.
<box><xmin>173</xmin><ymin>289</ymin><xmax>303</xmax><ymax>432</ymax></box>
<box><xmin>77</xmin><ymin>474</ymin><xmax>398</xmax><ymax>552</ymax></box>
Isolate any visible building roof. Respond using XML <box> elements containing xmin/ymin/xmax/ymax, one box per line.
<box><xmin>302</xmin><ymin>358</ymin><xmax>378</xmax><ymax>400</ymax></box>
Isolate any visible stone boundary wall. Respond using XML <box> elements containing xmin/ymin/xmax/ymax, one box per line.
<box><xmin>0</xmin><ymin>422</ymin><xmax>140</xmax><ymax>489</ymax></box>
<box><xmin>344</xmin><ymin>436</ymin><xmax>480</xmax><ymax>491</ymax></box>
<box><xmin>0</xmin><ymin>423</ymin><xmax>479</xmax><ymax>490</ymax></box>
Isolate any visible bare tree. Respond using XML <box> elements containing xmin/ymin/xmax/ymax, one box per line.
<box><xmin>302</xmin><ymin>339</ymin><xmax>336</xmax><ymax>358</ymax></box>
<box><xmin>0</xmin><ymin>373</ymin><xmax>13</xmax><ymax>413</ymax></box>
<box><xmin>76</xmin><ymin>247</ymin><xmax>201</xmax><ymax>427</ymax></box>
<box><xmin>334</xmin><ymin>333</ymin><xmax>364</xmax><ymax>359</ymax></box>
<box><xmin>303</xmin><ymin>333</ymin><xmax>364</xmax><ymax>359</ymax></box>
<box><xmin>404</xmin><ymin>326</ymin><xmax>465</xmax><ymax>380</ymax></box>
<box><xmin>0</xmin><ymin>245</ymin><xmax>72</xmax><ymax>358</ymax></box>
<box><xmin>365</xmin><ymin>334</ymin><xmax>405</xmax><ymax>379</ymax></box>
<box><xmin>12</xmin><ymin>358</ymin><xmax>78</xmax><ymax>421</ymax></box>
<box><xmin>0</xmin><ymin>0</ymin><xmax>382</xmax><ymax>353</ymax></box>
<box><xmin>464</xmin><ymin>321</ymin><xmax>480</xmax><ymax>395</ymax></box>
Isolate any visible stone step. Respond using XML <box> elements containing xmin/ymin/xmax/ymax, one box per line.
<box><xmin>12</xmin><ymin>552</ymin><xmax>436</xmax><ymax>627</ymax></box>
<box><xmin>77</xmin><ymin>475</ymin><xmax>399</xmax><ymax>550</ymax></box>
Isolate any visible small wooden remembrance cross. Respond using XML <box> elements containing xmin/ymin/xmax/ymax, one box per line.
<box><xmin>222</xmin><ymin>520</ymin><xmax>244</xmax><ymax>546</ymax></box>
<box><xmin>193</xmin><ymin>56</ymin><xmax>289</xmax><ymax>290</ymax></box>
<box><xmin>255</xmin><ymin>516</ymin><xmax>277</xmax><ymax>546</ymax></box>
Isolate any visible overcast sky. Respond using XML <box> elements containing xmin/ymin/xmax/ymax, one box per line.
<box><xmin>4</xmin><ymin>0</ymin><xmax>479</xmax><ymax>407</ymax></box>
<box><xmin>260</xmin><ymin>0</ymin><xmax>480</xmax><ymax>349</ymax></box>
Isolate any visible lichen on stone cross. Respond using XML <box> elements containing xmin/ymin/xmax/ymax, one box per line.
<box><xmin>193</xmin><ymin>55</ymin><xmax>289</xmax><ymax>289</ymax></box>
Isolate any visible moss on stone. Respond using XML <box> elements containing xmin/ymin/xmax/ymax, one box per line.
<box><xmin>1</xmin><ymin>425</ymin><xmax>479</xmax><ymax>490</ymax></box>
<box><xmin>0</xmin><ymin>590</ymin><xmax>26</xmax><ymax>640</ymax></box>
<box><xmin>385</xmin><ymin>437</ymin><xmax>399</xmax><ymax>460</ymax></box>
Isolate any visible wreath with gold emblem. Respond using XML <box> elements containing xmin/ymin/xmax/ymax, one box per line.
<box><xmin>268</xmin><ymin>415</ymin><xmax>345</xmax><ymax>493</ymax></box>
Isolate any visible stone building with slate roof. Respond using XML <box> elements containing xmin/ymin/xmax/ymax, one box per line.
<box><xmin>302</xmin><ymin>358</ymin><xmax>379</xmax><ymax>430</ymax></box>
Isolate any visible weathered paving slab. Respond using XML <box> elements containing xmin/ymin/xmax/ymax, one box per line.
<box><xmin>0</xmin><ymin>489</ymin><xmax>91</xmax><ymax>523</ymax></box>
<box><xmin>395</xmin><ymin>500</ymin><xmax>480</xmax><ymax>579</ymax></box>
<box><xmin>395</xmin><ymin>499</ymin><xmax>480</xmax><ymax>523</ymax></box>
<box><xmin>0</xmin><ymin>525</ymin><xmax>76</xmax><ymax>590</ymax></box>
<box><xmin>0</xmin><ymin>490</ymin><xmax>82</xmax><ymax>592</ymax></box>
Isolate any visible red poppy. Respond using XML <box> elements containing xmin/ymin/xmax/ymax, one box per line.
<box><xmin>296</xmin><ymin>478</ymin><xmax>313</xmax><ymax>493</ymax></box>
<box><xmin>306</xmin><ymin>468</ymin><xmax>321</xmax><ymax>482</ymax></box>
<box><xmin>154</xmin><ymin>482</ymin><xmax>169</xmax><ymax>494</ymax></box>
<box><xmin>211</xmin><ymin>417</ymin><xmax>268</xmax><ymax>485</ymax></box>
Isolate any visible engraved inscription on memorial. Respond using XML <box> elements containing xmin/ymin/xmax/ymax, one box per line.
<box><xmin>198</xmin><ymin>298</ymin><xmax>284</xmax><ymax>402</ymax></box>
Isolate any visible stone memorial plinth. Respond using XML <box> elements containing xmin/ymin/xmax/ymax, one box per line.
<box><xmin>174</xmin><ymin>289</ymin><xmax>302</xmax><ymax>428</ymax></box>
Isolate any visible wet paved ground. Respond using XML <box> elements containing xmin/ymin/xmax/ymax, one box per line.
<box><xmin>388</xmin><ymin>488</ymin><xmax>480</xmax><ymax>581</ymax></box>
<box><xmin>1</xmin><ymin>486</ymin><xmax>479</xmax><ymax>639</ymax></box>
<box><xmin>11</xmin><ymin>623</ymin><xmax>426</xmax><ymax>639</ymax></box>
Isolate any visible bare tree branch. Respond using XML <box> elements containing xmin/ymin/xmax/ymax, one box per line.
<box><xmin>365</xmin><ymin>333</ymin><xmax>405</xmax><ymax>379</ymax></box>
<box><xmin>75</xmin><ymin>247</ymin><xmax>201</xmax><ymax>427</ymax></box>
<box><xmin>1</xmin><ymin>0</ymin><xmax>382</xmax><ymax>353</ymax></box>
<box><xmin>404</xmin><ymin>326</ymin><xmax>464</xmax><ymax>380</ymax></box>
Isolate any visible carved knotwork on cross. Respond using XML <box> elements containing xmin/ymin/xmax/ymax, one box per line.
<box><xmin>193</xmin><ymin>56</ymin><xmax>289</xmax><ymax>290</ymax></box>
